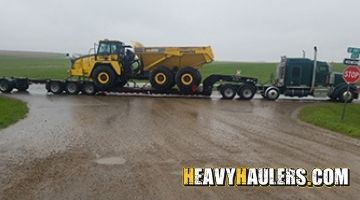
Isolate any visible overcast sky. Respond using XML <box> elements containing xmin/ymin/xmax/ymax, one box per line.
<box><xmin>0</xmin><ymin>0</ymin><xmax>359</xmax><ymax>62</ymax></box>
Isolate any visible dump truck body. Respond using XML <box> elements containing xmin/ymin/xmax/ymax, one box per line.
<box><xmin>135</xmin><ymin>46</ymin><xmax>214</xmax><ymax>72</ymax></box>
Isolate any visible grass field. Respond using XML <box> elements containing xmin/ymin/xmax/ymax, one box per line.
<box><xmin>0</xmin><ymin>50</ymin><xmax>350</xmax><ymax>84</ymax></box>
<box><xmin>0</xmin><ymin>96</ymin><xmax>28</xmax><ymax>129</ymax></box>
<box><xmin>299</xmin><ymin>104</ymin><xmax>360</xmax><ymax>138</ymax></box>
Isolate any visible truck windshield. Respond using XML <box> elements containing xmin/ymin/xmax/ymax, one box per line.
<box><xmin>98</xmin><ymin>43</ymin><xmax>111</xmax><ymax>55</ymax></box>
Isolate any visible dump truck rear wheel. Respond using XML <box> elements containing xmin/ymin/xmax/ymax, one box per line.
<box><xmin>150</xmin><ymin>66</ymin><xmax>174</xmax><ymax>92</ymax></box>
<box><xmin>175</xmin><ymin>67</ymin><xmax>201</xmax><ymax>94</ymax></box>
<box><xmin>92</xmin><ymin>65</ymin><xmax>116</xmax><ymax>91</ymax></box>
<box><xmin>65</xmin><ymin>81</ymin><xmax>80</xmax><ymax>95</ymax></box>
<box><xmin>220</xmin><ymin>84</ymin><xmax>236</xmax><ymax>99</ymax></box>
<box><xmin>49</xmin><ymin>81</ymin><xmax>64</xmax><ymax>94</ymax></box>
<box><xmin>82</xmin><ymin>82</ymin><xmax>97</xmax><ymax>95</ymax></box>
<box><xmin>238</xmin><ymin>84</ymin><xmax>256</xmax><ymax>100</ymax></box>
<box><xmin>0</xmin><ymin>79</ymin><xmax>14</xmax><ymax>93</ymax></box>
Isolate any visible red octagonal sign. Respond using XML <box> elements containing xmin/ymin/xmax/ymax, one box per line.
<box><xmin>343</xmin><ymin>65</ymin><xmax>360</xmax><ymax>84</ymax></box>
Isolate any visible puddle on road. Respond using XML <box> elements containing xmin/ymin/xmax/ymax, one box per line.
<box><xmin>94</xmin><ymin>156</ymin><xmax>126</xmax><ymax>165</ymax></box>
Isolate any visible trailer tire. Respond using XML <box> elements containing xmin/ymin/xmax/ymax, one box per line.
<box><xmin>338</xmin><ymin>88</ymin><xmax>354</xmax><ymax>103</ymax></box>
<box><xmin>265</xmin><ymin>87</ymin><xmax>279</xmax><ymax>101</ymax></box>
<box><xmin>175</xmin><ymin>67</ymin><xmax>201</xmax><ymax>94</ymax></box>
<box><xmin>16</xmin><ymin>84</ymin><xmax>29</xmax><ymax>92</ymax></box>
<box><xmin>65</xmin><ymin>81</ymin><xmax>81</xmax><ymax>95</ymax></box>
<box><xmin>92</xmin><ymin>65</ymin><xmax>116</xmax><ymax>91</ymax></box>
<box><xmin>49</xmin><ymin>81</ymin><xmax>64</xmax><ymax>94</ymax></box>
<box><xmin>220</xmin><ymin>84</ymin><xmax>236</xmax><ymax>99</ymax></box>
<box><xmin>0</xmin><ymin>79</ymin><xmax>14</xmax><ymax>93</ymax></box>
<box><xmin>150</xmin><ymin>66</ymin><xmax>174</xmax><ymax>92</ymax></box>
<box><xmin>82</xmin><ymin>82</ymin><xmax>97</xmax><ymax>95</ymax></box>
<box><xmin>238</xmin><ymin>84</ymin><xmax>256</xmax><ymax>100</ymax></box>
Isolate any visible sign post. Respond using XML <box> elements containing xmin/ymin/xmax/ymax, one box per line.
<box><xmin>341</xmin><ymin>65</ymin><xmax>360</xmax><ymax>120</ymax></box>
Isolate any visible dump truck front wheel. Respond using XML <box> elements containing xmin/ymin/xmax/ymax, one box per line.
<box><xmin>175</xmin><ymin>67</ymin><xmax>201</xmax><ymax>94</ymax></box>
<box><xmin>150</xmin><ymin>66</ymin><xmax>175</xmax><ymax>92</ymax></box>
<box><xmin>0</xmin><ymin>79</ymin><xmax>14</xmax><ymax>93</ymax></box>
<box><xmin>92</xmin><ymin>65</ymin><xmax>116</xmax><ymax>91</ymax></box>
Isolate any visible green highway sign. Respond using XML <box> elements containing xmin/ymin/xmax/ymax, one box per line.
<box><xmin>347</xmin><ymin>47</ymin><xmax>360</xmax><ymax>59</ymax></box>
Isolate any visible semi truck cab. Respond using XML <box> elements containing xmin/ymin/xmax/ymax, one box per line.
<box><xmin>267</xmin><ymin>56</ymin><xmax>359</xmax><ymax>102</ymax></box>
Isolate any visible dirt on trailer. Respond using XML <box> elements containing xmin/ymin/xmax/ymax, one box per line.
<box><xmin>0</xmin><ymin>86</ymin><xmax>359</xmax><ymax>200</ymax></box>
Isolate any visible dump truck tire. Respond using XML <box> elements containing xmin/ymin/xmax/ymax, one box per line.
<box><xmin>49</xmin><ymin>81</ymin><xmax>64</xmax><ymax>94</ymax></box>
<box><xmin>0</xmin><ymin>79</ymin><xmax>14</xmax><ymax>93</ymax></box>
<box><xmin>238</xmin><ymin>84</ymin><xmax>256</xmax><ymax>100</ymax></box>
<box><xmin>338</xmin><ymin>88</ymin><xmax>354</xmax><ymax>103</ymax></box>
<box><xmin>92</xmin><ymin>65</ymin><xmax>116</xmax><ymax>91</ymax></box>
<box><xmin>65</xmin><ymin>81</ymin><xmax>81</xmax><ymax>95</ymax></box>
<box><xmin>220</xmin><ymin>84</ymin><xmax>236</xmax><ymax>99</ymax></box>
<box><xmin>150</xmin><ymin>66</ymin><xmax>175</xmax><ymax>92</ymax></box>
<box><xmin>175</xmin><ymin>67</ymin><xmax>201</xmax><ymax>94</ymax></box>
<box><xmin>82</xmin><ymin>82</ymin><xmax>97</xmax><ymax>95</ymax></box>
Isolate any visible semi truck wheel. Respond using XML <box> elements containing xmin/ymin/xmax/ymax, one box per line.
<box><xmin>265</xmin><ymin>87</ymin><xmax>279</xmax><ymax>101</ymax></box>
<box><xmin>150</xmin><ymin>66</ymin><xmax>174</xmax><ymax>92</ymax></box>
<box><xmin>82</xmin><ymin>82</ymin><xmax>97</xmax><ymax>95</ymax></box>
<box><xmin>49</xmin><ymin>81</ymin><xmax>64</xmax><ymax>94</ymax></box>
<box><xmin>338</xmin><ymin>89</ymin><xmax>354</xmax><ymax>103</ymax></box>
<box><xmin>175</xmin><ymin>67</ymin><xmax>201</xmax><ymax>94</ymax></box>
<box><xmin>92</xmin><ymin>65</ymin><xmax>116</xmax><ymax>91</ymax></box>
<box><xmin>65</xmin><ymin>81</ymin><xmax>81</xmax><ymax>95</ymax></box>
<box><xmin>220</xmin><ymin>84</ymin><xmax>236</xmax><ymax>99</ymax></box>
<box><xmin>238</xmin><ymin>84</ymin><xmax>256</xmax><ymax>100</ymax></box>
<box><xmin>0</xmin><ymin>79</ymin><xmax>14</xmax><ymax>93</ymax></box>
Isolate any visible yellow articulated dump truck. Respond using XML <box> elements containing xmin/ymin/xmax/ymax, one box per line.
<box><xmin>0</xmin><ymin>39</ymin><xmax>259</xmax><ymax>100</ymax></box>
<box><xmin>69</xmin><ymin>40</ymin><xmax>214</xmax><ymax>93</ymax></box>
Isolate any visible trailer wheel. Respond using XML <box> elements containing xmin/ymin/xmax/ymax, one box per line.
<box><xmin>82</xmin><ymin>82</ymin><xmax>97</xmax><ymax>95</ymax></box>
<box><xmin>16</xmin><ymin>84</ymin><xmax>29</xmax><ymax>92</ymax></box>
<box><xmin>49</xmin><ymin>81</ymin><xmax>64</xmax><ymax>94</ymax></box>
<box><xmin>220</xmin><ymin>84</ymin><xmax>236</xmax><ymax>99</ymax></box>
<box><xmin>150</xmin><ymin>66</ymin><xmax>175</xmax><ymax>92</ymax></box>
<box><xmin>238</xmin><ymin>84</ymin><xmax>256</xmax><ymax>100</ymax></box>
<box><xmin>265</xmin><ymin>87</ymin><xmax>279</xmax><ymax>101</ymax></box>
<box><xmin>92</xmin><ymin>65</ymin><xmax>116</xmax><ymax>91</ymax></box>
<box><xmin>338</xmin><ymin>89</ymin><xmax>354</xmax><ymax>103</ymax></box>
<box><xmin>65</xmin><ymin>81</ymin><xmax>81</xmax><ymax>95</ymax></box>
<box><xmin>175</xmin><ymin>67</ymin><xmax>201</xmax><ymax>94</ymax></box>
<box><xmin>0</xmin><ymin>79</ymin><xmax>14</xmax><ymax>93</ymax></box>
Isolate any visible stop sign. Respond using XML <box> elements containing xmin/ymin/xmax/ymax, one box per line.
<box><xmin>343</xmin><ymin>65</ymin><xmax>360</xmax><ymax>84</ymax></box>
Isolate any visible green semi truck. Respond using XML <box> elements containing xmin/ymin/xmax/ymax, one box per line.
<box><xmin>259</xmin><ymin>48</ymin><xmax>359</xmax><ymax>102</ymax></box>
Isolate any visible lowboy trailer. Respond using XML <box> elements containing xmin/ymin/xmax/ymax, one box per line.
<box><xmin>0</xmin><ymin>41</ymin><xmax>358</xmax><ymax>102</ymax></box>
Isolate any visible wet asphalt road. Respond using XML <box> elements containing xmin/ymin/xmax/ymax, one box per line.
<box><xmin>0</xmin><ymin>85</ymin><xmax>359</xmax><ymax>200</ymax></box>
